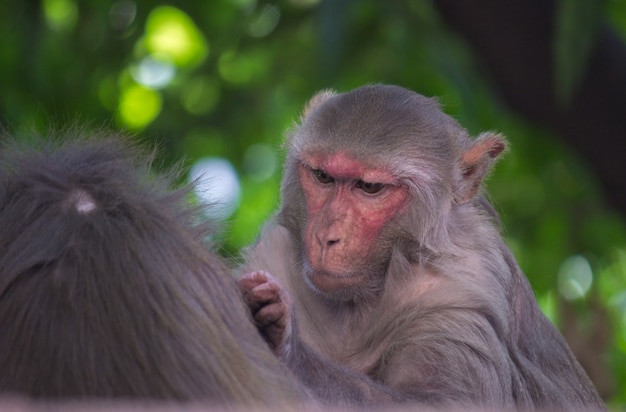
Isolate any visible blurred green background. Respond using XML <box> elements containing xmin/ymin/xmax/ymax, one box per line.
<box><xmin>1</xmin><ymin>0</ymin><xmax>626</xmax><ymax>407</ymax></box>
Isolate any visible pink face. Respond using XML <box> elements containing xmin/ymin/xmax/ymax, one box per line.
<box><xmin>298</xmin><ymin>151</ymin><xmax>409</xmax><ymax>294</ymax></box>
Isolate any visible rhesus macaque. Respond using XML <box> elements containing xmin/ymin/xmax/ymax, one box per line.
<box><xmin>239</xmin><ymin>84</ymin><xmax>606</xmax><ymax>410</ymax></box>
<box><xmin>0</xmin><ymin>128</ymin><xmax>313</xmax><ymax>407</ymax></box>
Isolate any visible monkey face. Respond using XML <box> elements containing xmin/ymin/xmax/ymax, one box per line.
<box><xmin>297</xmin><ymin>151</ymin><xmax>409</xmax><ymax>300</ymax></box>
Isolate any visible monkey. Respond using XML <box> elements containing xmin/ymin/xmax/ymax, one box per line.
<box><xmin>238</xmin><ymin>84</ymin><xmax>606</xmax><ymax>410</ymax></box>
<box><xmin>0</xmin><ymin>127</ymin><xmax>316</xmax><ymax>407</ymax></box>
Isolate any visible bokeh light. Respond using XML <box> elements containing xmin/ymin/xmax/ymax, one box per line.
<box><xmin>117</xmin><ymin>84</ymin><xmax>162</xmax><ymax>129</ymax></box>
<box><xmin>189</xmin><ymin>158</ymin><xmax>241</xmax><ymax>220</ymax></box>
<box><xmin>131</xmin><ymin>56</ymin><xmax>176</xmax><ymax>89</ymax></box>
<box><xmin>144</xmin><ymin>6</ymin><xmax>208</xmax><ymax>67</ymax></box>
<box><xmin>248</xmin><ymin>4</ymin><xmax>281</xmax><ymax>37</ymax></box>
<box><xmin>109</xmin><ymin>1</ymin><xmax>137</xmax><ymax>31</ymax></box>
<box><xmin>558</xmin><ymin>255</ymin><xmax>593</xmax><ymax>301</ymax></box>
<box><xmin>43</xmin><ymin>0</ymin><xmax>78</xmax><ymax>31</ymax></box>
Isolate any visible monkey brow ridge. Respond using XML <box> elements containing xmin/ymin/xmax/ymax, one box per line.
<box><xmin>66</xmin><ymin>189</ymin><xmax>97</xmax><ymax>214</ymax></box>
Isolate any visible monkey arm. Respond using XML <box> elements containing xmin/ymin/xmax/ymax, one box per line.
<box><xmin>237</xmin><ymin>270</ymin><xmax>404</xmax><ymax>405</ymax></box>
<box><xmin>282</xmin><ymin>328</ymin><xmax>405</xmax><ymax>405</ymax></box>
<box><xmin>376</xmin><ymin>305</ymin><xmax>516</xmax><ymax>407</ymax></box>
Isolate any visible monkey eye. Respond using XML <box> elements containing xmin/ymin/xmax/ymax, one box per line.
<box><xmin>312</xmin><ymin>169</ymin><xmax>334</xmax><ymax>184</ymax></box>
<box><xmin>356</xmin><ymin>180</ymin><xmax>385</xmax><ymax>194</ymax></box>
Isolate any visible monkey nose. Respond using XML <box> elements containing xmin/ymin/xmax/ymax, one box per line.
<box><xmin>326</xmin><ymin>239</ymin><xmax>340</xmax><ymax>247</ymax></box>
<box><xmin>315</xmin><ymin>230</ymin><xmax>340</xmax><ymax>249</ymax></box>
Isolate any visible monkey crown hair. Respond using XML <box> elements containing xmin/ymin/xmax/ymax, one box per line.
<box><xmin>0</xmin><ymin>127</ymin><xmax>265</xmax><ymax>399</ymax></box>
<box><xmin>0</xmin><ymin>128</ymin><xmax>208</xmax><ymax>262</ymax></box>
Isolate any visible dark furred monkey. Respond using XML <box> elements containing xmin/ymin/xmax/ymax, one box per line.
<box><xmin>239</xmin><ymin>85</ymin><xmax>606</xmax><ymax>410</ymax></box>
<box><xmin>0</xmin><ymin>128</ymin><xmax>311</xmax><ymax>406</ymax></box>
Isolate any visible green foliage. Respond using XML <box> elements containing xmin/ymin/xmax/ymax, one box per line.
<box><xmin>1</xmin><ymin>0</ymin><xmax>625</xmax><ymax>405</ymax></box>
<box><xmin>553</xmin><ymin>0</ymin><xmax>607</xmax><ymax>105</ymax></box>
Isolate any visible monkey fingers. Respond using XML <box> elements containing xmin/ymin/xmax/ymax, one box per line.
<box><xmin>254</xmin><ymin>299</ymin><xmax>288</xmax><ymax>328</ymax></box>
<box><xmin>238</xmin><ymin>271</ymin><xmax>272</xmax><ymax>311</ymax></box>
<box><xmin>254</xmin><ymin>297</ymin><xmax>290</xmax><ymax>353</ymax></box>
<box><xmin>238</xmin><ymin>271</ymin><xmax>287</xmax><ymax>314</ymax></box>
<box><xmin>238</xmin><ymin>271</ymin><xmax>292</xmax><ymax>352</ymax></box>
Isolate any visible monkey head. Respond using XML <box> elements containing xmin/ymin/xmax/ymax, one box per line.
<box><xmin>278</xmin><ymin>85</ymin><xmax>506</xmax><ymax>302</ymax></box>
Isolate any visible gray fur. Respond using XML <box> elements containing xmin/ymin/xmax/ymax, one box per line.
<box><xmin>241</xmin><ymin>84</ymin><xmax>605</xmax><ymax>410</ymax></box>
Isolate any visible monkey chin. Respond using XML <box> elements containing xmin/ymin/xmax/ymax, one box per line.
<box><xmin>302</xmin><ymin>264</ymin><xmax>381</xmax><ymax>303</ymax></box>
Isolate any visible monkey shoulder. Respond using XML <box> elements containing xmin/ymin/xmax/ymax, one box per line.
<box><xmin>373</xmin><ymin>268</ymin><xmax>513</xmax><ymax>377</ymax></box>
<box><xmin>370</xmin><ymin>300</ymin><xmax>514</xmax><ymax>404</ymax></box>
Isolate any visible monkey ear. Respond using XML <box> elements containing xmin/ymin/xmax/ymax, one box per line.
<box><xmin>454</xmin><ymin>132</ymin><xmax>507</xmax><ymax>204</ymax></box>
<box><xmin>300</xmin><ymin>89</ymin><xmax>337</xmax><ymax>121</ymax></box>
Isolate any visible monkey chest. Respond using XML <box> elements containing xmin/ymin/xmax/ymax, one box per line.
<box><xmin>300</xmin><ymin>319</ymin><xmax>391</xmax><ymax>377</ymax></box>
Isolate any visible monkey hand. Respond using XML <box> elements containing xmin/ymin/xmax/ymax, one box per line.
<box><xmin>238</xmin><ymin>270</ymin><xmax>294</xmax><ymax>358</ymax></box>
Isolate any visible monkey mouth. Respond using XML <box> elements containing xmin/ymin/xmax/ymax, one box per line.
<box><xmin>303</xmin><ymin>264</ymin><xmax>367</xmax><ymax>293</ymax></box>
